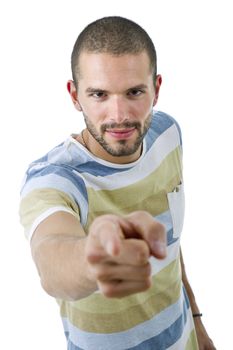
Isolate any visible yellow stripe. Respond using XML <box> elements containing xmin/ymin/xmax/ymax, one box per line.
<box><xmin>185</xmin><ymin>329</ymin><xmax>199</xmax><ymax>350</ymax></box>
<box><xmin>19</xmin><ymin>188</ymin><xmax>80</xmax><ymax>232</ymax></box>
<box><xmin>59</xmin><ymin>257</ymin><xmax>182</xmax><ymax>333</ymax></box>
<box><xmin>86</xmin><ymin>147</ymin><xmax>182</xmax><ymax>229</ymax></box>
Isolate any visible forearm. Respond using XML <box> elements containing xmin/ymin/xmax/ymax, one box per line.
<box><xmin>181</xmin><ymin>253</ymin><xmax>217</xmax><ymax>349</ymax></box>
<box><xmin>32</xmin><ymin>234</ymin><xmax>97</xmax><ymax>301</ymax></box>
<box><xmin>182</xmin><ymin>274</ymin><xmax>200</xmax><ymax>315</ymax></box>
<box><xmin>180</xmin><ymin>248</ymin><xmax>200</xmax><ymax>314</ymax></box>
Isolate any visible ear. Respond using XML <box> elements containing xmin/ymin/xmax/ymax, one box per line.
<box><xmin>153</xmin><ymin>74</ymin><xmax>162</xmax><ymax>106</ymax></box>
<box><xmin>67</xmin><ymin>80</ymin><xmax>82</xmax><ymax>111</ymax></box>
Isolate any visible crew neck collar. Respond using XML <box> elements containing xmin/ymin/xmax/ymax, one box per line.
<box><xmin>68</xmin><ymin>134</ymin><xmax>147</xmax><ymax>169</ymax></box>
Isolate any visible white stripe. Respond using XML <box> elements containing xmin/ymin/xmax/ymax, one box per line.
<box><xmin>62</xmin><ymin>291</ymin><xmax>186</xmax><ymax>350</ymax></box>
<box><xmin>80</xmin><ymin>124</ymin><xmax>180</xmax><ymax>191</ymax></box>
<box><xmin>26</xmin><ymin>206</ymin><xmax>78</xmax><ymax>241</ymax></box>
<box><xmin>150</xmin><ymin>238</ymin><xmax>180</xmax><ymax>276</ymax></box>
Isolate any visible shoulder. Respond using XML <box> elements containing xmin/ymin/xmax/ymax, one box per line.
<box><xmin>20</xmin><ymin>138</ymin><xmax>88</xmax><ymax>198</ymax></box>
<box><xmin>148</xmin><ymin>110</ymin><xmax>183</xmax><ymax>146</ymax></box>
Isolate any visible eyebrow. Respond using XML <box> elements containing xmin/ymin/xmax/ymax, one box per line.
<box><xmin>85</xmin><ymin>84</ymin><xmax>148</xmax><ymax>94</ymax></box>
<box><xmin>85</xmin><ymin>87</ymin><xmax>107</xmax><ymax>93</ymax></box>
<box><xmin>126</xmin><ymin>84</ymin><xmax>148</xmax><ymax>92</ymax></box>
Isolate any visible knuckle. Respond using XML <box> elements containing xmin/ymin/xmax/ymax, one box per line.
<box><xmin>86</xmin><ymin>251</ymin><xmax>100</xmax><ymax>264</ymax></box>
<box><xmin>86</xmin><ymin>254</ymin><xmax>94</xmax><ymax>265</ymax></box>
<box><xmin>138</xmin><ymin>263</ymin><xmax>151</xmax><ymax>278</ymax></box>
<box><xmin>100</xmin><ymin>283</ymin><xmax>116</xmax><ymax>298</ymax></box>
<box><xmin>136</xmin><ymin>244</ymin><xmax>150</xmax><ymax>264</ymax></box>
<box><xmin>91</xmin><ymin>214</ymin><xmax>118</xmax><ymax>229</ymax></box>
<box><xmin>94</xmin><ymin>266</ymin><xmax>110</xmax><ymax>281</ymax></box>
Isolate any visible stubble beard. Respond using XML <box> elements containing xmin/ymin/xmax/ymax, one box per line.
<box><xmin>83</xmin><ymin>111</ymin><xmax>153</xmax><ymax>157</ymax></box>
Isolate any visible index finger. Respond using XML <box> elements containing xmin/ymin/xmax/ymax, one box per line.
<box><xmin>89</xmin><ymin>216</ymin><xmax>124</xmax><ymax>257</ymax></box>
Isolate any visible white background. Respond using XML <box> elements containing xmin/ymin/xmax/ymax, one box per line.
<box><xmin>0</xmin><ymin>1</ymin><xmax>232</xmax><ymax>348</ymax></box>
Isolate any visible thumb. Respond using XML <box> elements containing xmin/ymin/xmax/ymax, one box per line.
<box><xmin>149</xmin><ymin>236</ymin><xmax>167</xmax><ymax>259</ymax></box>
<box><xmin>125</xmin><ymin>211</ymin><xmax>167</xmax><ymax>259</ymax></box>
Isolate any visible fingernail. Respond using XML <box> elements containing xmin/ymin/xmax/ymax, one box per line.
<box><xmin>152</xmin><ymin>242</ymin><xmax>167</xmax><ymax>257</ymax></box>
<box><xmin>106</xmin><ymin>241</ymin><xmax>114</xmax><ymax>255</ymax></box>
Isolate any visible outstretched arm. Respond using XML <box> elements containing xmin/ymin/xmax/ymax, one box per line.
<box><xmin>180</xmin><ymin>248</ymin><xmax>216</xmax><ymax>350</ymax></box>
<box><xmin>31</xmin><ymin>210</ymin><xmax>166</xmax><ymax>301</ymax></box>
<box><xmin>31</xmin><ymin>211</ymin><xmax>97</xmax><ymax>301</ymax></box>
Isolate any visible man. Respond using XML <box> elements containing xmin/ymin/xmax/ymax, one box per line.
<box><xmin>19</xmin><ymin>16</ymin><xmax>216</xmax><ymax>350</ymax></box>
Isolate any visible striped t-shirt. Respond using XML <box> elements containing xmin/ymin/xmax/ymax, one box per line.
<box><xmin>19</xmin><ymin>111</ymin><xmax>198</xmax><ymax>350</ymax></box>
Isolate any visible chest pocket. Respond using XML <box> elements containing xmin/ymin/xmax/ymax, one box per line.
<box><xmin>167</xmin><ymin>183</ymin><xmax>185</xmax><ymax>238</ymax></box>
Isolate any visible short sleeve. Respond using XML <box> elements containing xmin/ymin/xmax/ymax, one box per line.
<box><xmin>19</xmin><ymin>188</ymin><xmax>80</xmax><ymax>241</ymax></box>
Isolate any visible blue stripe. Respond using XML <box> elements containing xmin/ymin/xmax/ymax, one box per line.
<box><xmin>125</xmin><ymin>298</ymin><xmax>189</xmax><ymax>350</ymax></box>
<box><xmin>167</xmin><ymin>228</ymin><xmax>179</xmax><ymax>246</ymax></box>
<box><xmin>126</xmin><ymin>315</ymin><xmax>184</xmax><ymax>350</ymax></box>
<box><xmin>24</xmin><ymin>164</ymin><xmax>88</xmax><ymax>202</ymax></box>
<box><xmin>74</xmin><ymin>161</ymin><xmax>132</xmax><ymax>176</ymax></box>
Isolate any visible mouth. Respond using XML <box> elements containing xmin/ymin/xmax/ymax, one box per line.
<box><xmin>105</xmin><ymin>128</ymin><xmax>136</xmax><ymax>140</ymax></box>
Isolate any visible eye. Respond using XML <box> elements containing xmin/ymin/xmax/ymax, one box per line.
<box><xmin>128</xmin><ymin>89</ymin><xmax>145</xmax><ymax>97</ymax></box>
<box><xmin>91</xmin><ymin>91</ymin><xmax>106</xmax><ymax>99</ymax></box>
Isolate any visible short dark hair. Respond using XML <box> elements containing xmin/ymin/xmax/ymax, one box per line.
<box><xmin>71</xmin><ymin>16</ymin><xmax>157</xmax><ymax>86</ymax></box>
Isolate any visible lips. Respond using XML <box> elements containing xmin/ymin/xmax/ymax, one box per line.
<box><xmin>105</xmin><ymin>128</ymin><xmax>136</xmax><ymax>140</ymax></box>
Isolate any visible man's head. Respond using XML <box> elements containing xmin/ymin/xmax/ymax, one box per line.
<box><xmin>71</xmin><ymin>16</ymin><xmax>157</xmax><ymax>87</ymax></box>
<box><xmin>68</xmin><ymin>17</ymin><xmax>162</xmax><ymax>163</ymax></box>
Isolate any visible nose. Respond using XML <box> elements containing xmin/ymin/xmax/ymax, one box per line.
<box><xmin>108</xmin><ymin>96</ymin><xmax>129</xmax><ymax>124</ymax></box>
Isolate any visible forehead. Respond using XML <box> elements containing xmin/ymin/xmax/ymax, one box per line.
<box><xmin>77</xmin><ymin>51</ymin><xmax>152</xmax><ymax>88</ymax></box>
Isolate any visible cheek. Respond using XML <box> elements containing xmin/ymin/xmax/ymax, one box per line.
<box><xmin>132</xmin><ymin>100</ymin><xmax>153</xmax><ymax>119</ymax></box>
<box><xmin>83</xmin><ymin>104</ymin><xmax>107</xmax><ymax>126</ymax></box>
